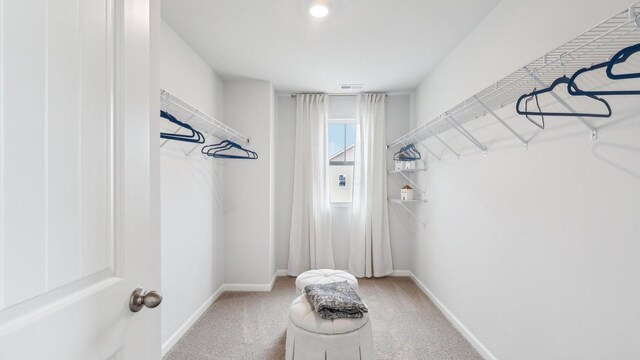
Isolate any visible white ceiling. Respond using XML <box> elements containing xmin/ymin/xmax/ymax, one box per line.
<box><xmin>161</xmin><ymin>0</ymin><xmax>500</xmax><ymax>93</ymax></box>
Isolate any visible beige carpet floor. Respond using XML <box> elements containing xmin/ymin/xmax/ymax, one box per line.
<box><xmin>163</xmin><ymin>276</ymin><xmax>483</xmax><ymax>360</ymax></box>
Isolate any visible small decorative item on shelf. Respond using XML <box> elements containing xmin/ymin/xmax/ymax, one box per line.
<box><xmin>403</xmin><ymin>161</ymin><xmax>416</xmax><ymax>170</ymax></box>
<box><xmin>401</xmin><ymin>185</ymin><xmax>413</xmax><ymax>201</ymax></box>
<box><xmin>395</xmin><ymin>160</ymin><xmax>404</xmax><ymax>171</ymax></box>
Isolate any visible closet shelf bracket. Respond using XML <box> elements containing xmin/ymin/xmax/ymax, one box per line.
<box><xmin>445</xmin><ymin>115</ymin><xmax>488</xmax><ymax>156</ymax></box>
<box><xmin>430</xmin><ymin>130</ymin><xmax>460</xmax><ymax>159</ymax></box>
<box><xmin>475</xmin><ymin>96</ymin><xmax>528</xmax><ymax>150</ymax></box>
<box><xmin>416</xmin><ymin>142</ymin><xmax>441</xmax><ymax>161</ymax></box>
<box><xmin>388</xmin><ymin>199</ymin><xmax>427</xmax><ymax>228</ymax></box>
<box><xmin>524</xmin><ymin>67</ymin><xmax>598</xmax><ymax>140</ymax></box>
<box><xmin>392</xmin><ymin>171</ymin><xmax>426</xmax><ymax>194</ymax></box>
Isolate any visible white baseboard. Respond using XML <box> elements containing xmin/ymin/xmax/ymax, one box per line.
<box><xmin>389</xmin><ymin>270</ymin><xmax>411</xmax><ymax>277</ymax></box>
<box><xmin>223</xmin><ymin>283</ymin><xmax>273</xmax><ymax>292</ymax></box>
<box><xmin>224</xmin><ymin>271</ymin><xmax>280</xmax><ymax>292</ymax></box>
<box><xmin>161</xmin><ymin>284</ymin><xmax>225</xmax><ymax>356</ymax></box>
<box><xmin>268</xmin><ymin>270</ymin><xmax>279</xmax><ymax>290</ymax></box>
<box><xmin>276</xmin><ymin>269</ymin><xmax>289</xmax><ymax>276</ymax></box>
<box><xmin>408</xmin><ymin>272</ymin><xmax>498</xmax><ymax>360</ymax></box>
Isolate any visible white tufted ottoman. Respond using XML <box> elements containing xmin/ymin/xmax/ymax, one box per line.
<box><xmin>285</xmin><ymin>294</ymin><xmax>374</xmax><ymax>360</ymax></box>
<box><xmin>295</xmin><ymin>269</ymin><xmax>358</xmax><ymax>294</ymax></box>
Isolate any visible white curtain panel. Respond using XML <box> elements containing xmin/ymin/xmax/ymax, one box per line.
<box><xmin>349</xmin><ymin>93</ymin><xmax>393</xmax><ymax>278</ymax></box>
<box><xmin>288</xmin><ymin>94</ymin><xmax>335</xmax><ymax>276</ymax></box>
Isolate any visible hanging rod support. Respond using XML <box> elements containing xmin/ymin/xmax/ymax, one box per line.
<box><xmin>430</xmin><ymin>130</ymin><xmax>460</xmax><ymax>159</ymax></box>
<box><xmin>475</xmin><ymin>96</ymin><xmax>528</xmax><ymax>150</ymax></box>
<box><xmin>446</xmin><ymin>115</ymin><xmax>488</xmax><ymax>155</ymax></box>
<box><xmin>399</xmin><ymin>203</ymin><xmax>426</xmax><ymax>228</ymax></box>
<box><xmin>397</xmin><ymin>171</ymin><xmax>426</xmax><ymax>194</ymax></box>
<box><xmin>416</xmin><ymin>142</ymin><xmax>441</xmax><ymax>161</ymax></box>
<box><xmin>389</xmin><ymin>199</ymin><xmax>427</xmax><ymax>228</ymax></box>
<box><xmin>525</xmin><ymin>67</ymin><xmax>598</xmax><ymax>140</ymax></box>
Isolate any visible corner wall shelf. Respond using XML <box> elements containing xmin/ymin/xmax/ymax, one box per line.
<box><xmin>387</xmin><ymin>3</ymin><xmax>640</xmax><ymax>156</ymax></box>
<box><xmin>388</xmin><ymin>199</ymin><xmax>427</xmax><ymax>204</ymax></box>
<box><xmin>387</xmin><ymin>168</ymin><xmax>427</xmax><ymax>174</ymax></box>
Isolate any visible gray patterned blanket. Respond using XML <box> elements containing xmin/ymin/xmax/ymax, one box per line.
<box><xmin>304</xmin><ymin>281</ymin><xmax>369</xmax><ymax>320</ymax></box>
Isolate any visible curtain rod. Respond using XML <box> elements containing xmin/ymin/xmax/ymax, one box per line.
<box><xmin>289</xmin><ymin>93</ymin><xmax>387</xmax><ymax>98</ymax></box>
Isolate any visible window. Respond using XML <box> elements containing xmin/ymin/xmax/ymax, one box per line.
<box><xmin>329</xmin><ymin>121</ymin><xmax>356</xmax><ymax>203</ymax></box>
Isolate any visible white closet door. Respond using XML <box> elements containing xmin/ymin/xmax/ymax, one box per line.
<box><xmin>0</xmin><ymin>0</ymin><xmax>159</xmax><ymax>359</ymax></box>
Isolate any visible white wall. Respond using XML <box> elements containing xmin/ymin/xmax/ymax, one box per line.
<box><xmin>159</xmin><ymin>20</ymin><xmax>226</xmax><ymax>349</ymax></box>
<box><xmin>160</xmin><ymin>25</ymin><xmax>277</xmax><ymax>349</ymax></box>
<box><xmin>385</xmin><ymin>94</ymin><xmax>415</xmax><ymax>271</ymax></box>
<box><xmin>223</xmin><ymin>80</ymin><xmax>276</xmax><ymax>285</ymax></box>
<box><xmin>274</xmin><ymin>95</ymin><xmax>296</xmax><ymax>271</ymax></box>
<box><xmin>274</xmin><ymin>94</ymin><xmax>414</xmax><ymax>272</ymax></box>
<box><xmin>412</xmin><ymin>1</ymin><xmax>640</xmax><ymax>359</ymax></box>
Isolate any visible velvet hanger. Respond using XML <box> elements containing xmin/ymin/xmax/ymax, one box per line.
<box><xmin>516</xmin><ymin>76</ymin><xmax>612</xmax><ymax>118</ymax></box>
<box><xmin>160</xmin><ymin>111</ymin><xmax>205</xmax><ymax>143</ymax></box>
<box><xmin>567</xmin><ymin>43</ymin><xmax>640</xmax><ymax>96</ymax></box>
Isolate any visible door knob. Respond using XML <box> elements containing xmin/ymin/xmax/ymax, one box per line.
<box><xmin>129</xmin><ymin>287</ymin><xmax>163</xmax><ymax>312</ymax></box>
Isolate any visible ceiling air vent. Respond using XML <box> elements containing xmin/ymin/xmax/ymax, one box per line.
<box><xmin>339</xmin><ymin>84</ymin><xmax>364</xmax><ymax>90</ymax></box>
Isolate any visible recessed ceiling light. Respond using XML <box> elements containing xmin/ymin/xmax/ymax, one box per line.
<box><xmin>309</xmin><ymin>0</ymin><xmax>330</xmax><ymax>18</ymax></box>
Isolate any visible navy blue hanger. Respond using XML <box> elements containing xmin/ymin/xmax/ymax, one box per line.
<box><xmin>607</xmin><ymin>43</ymin><xmax>640</xmax><ymax>80</ymax></box>
<box><xmin>210</xmin><ymin>141</ymin><xmax>258</xmax><ymax>159</ymax></box>
<box><xmin>405</xmin><ymin>144</ymin><xmax>421</xmax><ymax>160</ymax></box>
<box><xmin>201</xmin><ymin>139</ymin><xmax>232</xmax><ymax>153</ymax></box>
<box><xmin>160</xmin><ymin>111</ymin><xmax>205</xmax><ymax>143</ymax></box>
<box><xmin>201</xmin><ymin>139</ymin><xmax>258</xmax><ymax>160</ymax></box>
<box><xmin>393</xmin><ymin>144</ymin><xmax>421</xmax><ymax>161</ymax></box>
<box><xmin>516</xmin><ymin>76</ymin><xmax>612</xmax><ymax>118</ymax></box>
<box><xmin>567</xmin><ymin>43</ymin><xmax>640</xmax><ymax>96</ymax></box>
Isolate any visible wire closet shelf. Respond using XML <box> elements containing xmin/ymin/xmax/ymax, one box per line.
<box><xmin>387</xmin><ymin>3</ymin><xmax>640</xmax><ymax>149</ymax></box>
<box><xmin>160</xmin><ymin>89</ymin><xmax>249</xmax><ymax>150</ymax></box>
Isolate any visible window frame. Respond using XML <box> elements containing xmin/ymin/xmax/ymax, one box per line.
<box><xmin>328</xmin><ymin>118</ymin><xmax>356</xmax><ymax>166</ymax></box>
<box><xmin>328</xmin><ymin>118</ymin><xmax>356</xmax><ymax>205</ymax></box>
